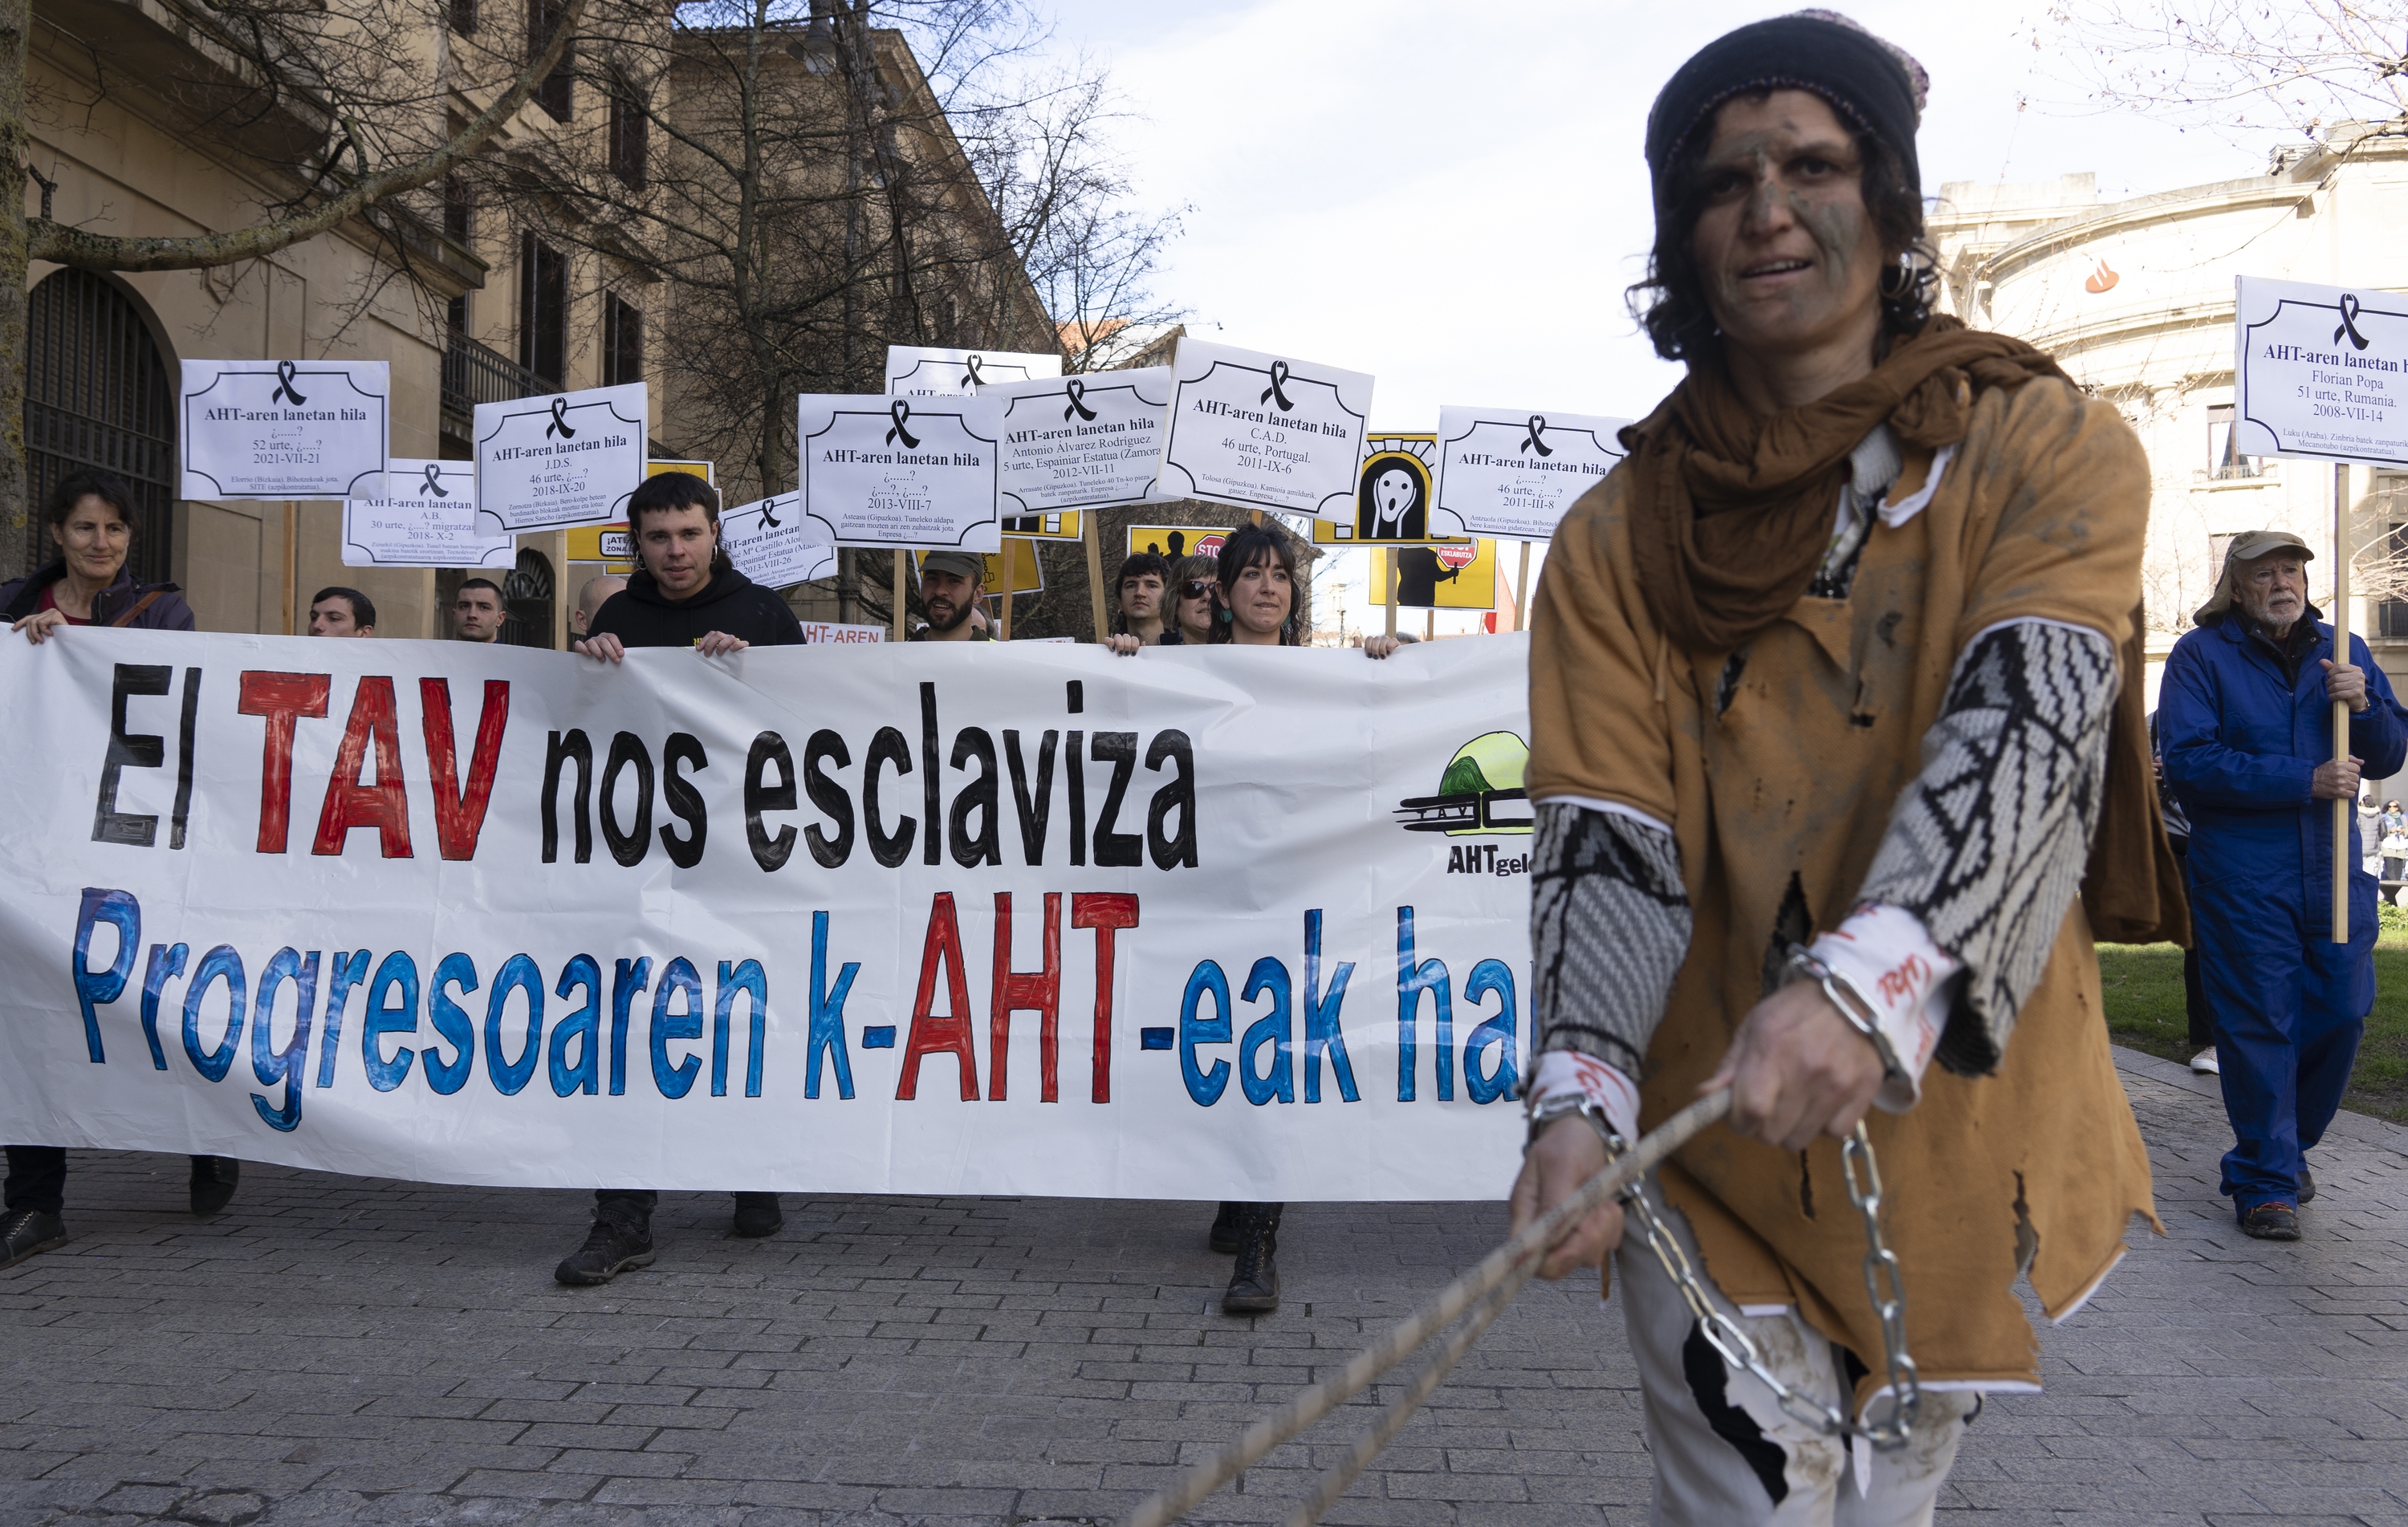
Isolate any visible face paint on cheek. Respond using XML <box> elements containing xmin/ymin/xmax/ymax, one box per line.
<box><xmin>1797</xmin><ymin>195</ymin><xmax>1865</xmax><ymax>286</ymax></box>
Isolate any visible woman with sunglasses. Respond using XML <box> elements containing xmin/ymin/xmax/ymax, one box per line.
<box><xmin>1105</xmin><ymin>554</ymin><xmax>1222</xmax><ymax>652</ymax></box>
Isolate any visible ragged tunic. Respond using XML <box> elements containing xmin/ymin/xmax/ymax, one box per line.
<box><xmin>1527</xmin><ymin>374</ymin><xmax>2161</xmax><ymax>1399</ymax></box>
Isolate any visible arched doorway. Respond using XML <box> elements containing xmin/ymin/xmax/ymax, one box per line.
<box><xmin>22</xmin><ymin>270</ymin><xmax>175</xmax><ymax>583</ymax></box>
<box><xmin>502</xmin><ymin>546</ymin><xmax>555</xmax><ymax>648</ymax></box>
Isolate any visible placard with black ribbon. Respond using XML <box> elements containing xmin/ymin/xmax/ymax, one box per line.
<box><xmin>989</xmin><ymin>367</ymin><xmax>1173</xmax><ymax>517</ymax></box>
<box><xmin>473</xmin><ymin>381</ymin><xmax>649</xmax><ymax>531</ymax></box>
<box><xmin>1160</xmin><ymin>339</ymin><xmax>1373</xmax><ymax>517</ymax></box>
<box><xmin>180</xmin><ymin>359</ymin><xmax>391</xmax><ymax>500</ymax></box>
<box><xmin>1431</xmin><ymin>404</ymin><xmax>1633</xmax><ymax>539</ymax></box>
<box><xmin>796</xmin><ymin>393</ymin><xmax>1003</xmax><ymax>551</ymax></box>
<box><xmin>720</xmin><ymin>491</ymin><xmax>837</xmax><ymax>588</ymax></box>
<box><xmin>2235</xmin><ymin>274</ymin><xmax>2408</xmax><ymax>465</ymax></box>
<box><xmin>341</xmin><ymin>457</ymin><xmax>510</xmax><ymax>568</ymax></box>
<box><xmin>883</xmin><ymin>344</ymin><xmax>1065</xmax><ymax>398</ymax></box>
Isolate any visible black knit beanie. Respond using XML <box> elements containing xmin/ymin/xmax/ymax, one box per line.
<box><xmin>1644</xmin><ymin>11</ymin><xmax>1928</xmax><ymax>216</ymax></box>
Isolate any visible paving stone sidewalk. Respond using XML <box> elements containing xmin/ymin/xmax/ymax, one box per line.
<box><xmin>2</xmin><ymin>1048</ymin><xmax>2402</xmax><ymax>1527</ymax></box>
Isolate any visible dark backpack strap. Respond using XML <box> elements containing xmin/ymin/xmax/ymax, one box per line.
<box><xmin>108</xmin><ymin>590</ymin><xmax>165</xmax><ymax>627</ymax></box>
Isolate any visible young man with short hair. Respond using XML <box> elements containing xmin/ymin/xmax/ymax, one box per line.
<box><xmin>452</xmin><ymin>578</ymin><xmax>504</xmax><ymax>643</ymax></box>
<box><xmin>912</xmin><ymin>551</ymin><xmax>989</xmax><ymax>641</ymax></box>
<box><xmin>557</xmin><ymin>470</ymin><xmax>801</xmax><ymax>1287</ymax></box>
<box><xmin>1115</xmin><ymin>551</ymin><xmax>1172</xmax><ymax>644</ymax></box>
<box><xmin>307</xmin><ymin>587</ymin><xmax>376</xmax><ymax>637</ymax></box>
<box><xmin>1511</xmin><ymin>15</ymin><xmax>2179</xmax><ymax>1519</ymax></box>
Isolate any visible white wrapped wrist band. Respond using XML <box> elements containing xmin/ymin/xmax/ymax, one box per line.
<box><xmin>1783</xmin><ymin>943</ymin><xmax>1908</xmax><ymax>1082</ymax></box>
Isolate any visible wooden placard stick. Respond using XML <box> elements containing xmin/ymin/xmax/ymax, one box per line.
<box><xmin>2335</xmin><ymin>462</ymin><xmax>2352</xmax><ymax>944</ymax></box>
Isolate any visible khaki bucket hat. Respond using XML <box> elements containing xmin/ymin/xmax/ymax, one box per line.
<box><xmin>2194</xmin><ymin>529</ymin><xmax>2314</xmax><ymax>624</ymax></box>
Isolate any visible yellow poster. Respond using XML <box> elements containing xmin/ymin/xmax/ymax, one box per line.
<box><xmin>1125</xmin><ymin>525</ymin><xmax>1231</xmax><ymax>562</ymax></box>
<box><xmin>1370</xmin><ymin>538</ymin><xmax>1498</xmax><ymax>610</ymax></box>
<box><xmin>1310</xmin><ymin>435</ymin><xmax>1470</xmax><ymax>546</ymax></box>
<box><xmin>919</xmin><ymin>542</ymin><xmax>1045</xmax><ymax>596</ymax></box>
<box><xmin>1002</xmin><ymin>509</ymin><xmax>1084</xmax><ymax>542</ymax></box>
<box><xmin>566</xmin><ymin>461</ymin><xmax>715</xmax><ymax>568</ymax></box>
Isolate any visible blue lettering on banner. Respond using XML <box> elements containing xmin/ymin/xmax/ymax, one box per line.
<box><xmin>1180</xmin><ymin>960</ymin><xmax>1233</xmax><ymax>1105</ymax></box>
<box><xmin>182</xmin><ymin>944</ymin><xmax>246</xmax><ymax>1083</ymax></box>
<box><xmin>484</xmin><ymin>953</ymin><xmax>545</xmax><ymax>1097</ymax></box>
<box><xmin>805</xmin><ymin>912</ymin><xmax>856</xmax><ymax>1099</ymax></box>
<box><xmin>1394</xmin><ymin>907</ymin><xmax>1452</xmax><ymax>1103</ymax></box>
<box><xmin>649</xmin><ymin>956</ymin><xmax>704</xmax><ymax>1099</ymax></box>
<box><xmin>317</xmin><ymin>951</ymin><xmax>370</xmax><ymax>1087</ymax></box>
<box><xmin>1300</xmin><ymin>909</ymin><xmax>1358</xmax><ymax>1104</ymax></box>
<box><xmin>715</xmin><ymin>958</ymin><xmax>769</xmax><ymax>1099</ymax></box>
<box><xmin>248</xmin><ymin>947</ymin><xmax>317</xmax><ymax>1131</ymax></box>
<box><xmin>141</xmin><ymin>940</ymin><xmax>188</xmax><ymax>1070</ymax></box>
<box><xmin>363</xmin><ymin>952</ymin><xmax>420</xmax><ymax>1092</ymax></box>
<box><xmin>609</xmin><ymin>956</ymin><xmax>650</xmax><ymax>1097</ymax></box>
<box><xmin>1238</xmin><ymin>957</ymin><xmax>1293</xmax><ymax>1106</ymax></box>
<box><xmin>72</xmin><ymin>887</ymin><xmax>140</xmax><ymax>1063</ymax></box>
<box><xmin>424</xmin><ymin>952</ymin><xmax>478</xmax><ymax>1096</ymax></box>
<box><xmin>1461</xmin><ymin>959</ymin><xmax>1518</xmax><ymax>1105</ymax></box>
<box><xmin>548</xmin><ymin>954</ymin><xmax>603</xmax><ymax>1097</ymax></box>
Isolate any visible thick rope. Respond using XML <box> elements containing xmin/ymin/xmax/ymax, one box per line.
<box><xmin>1120</xmin><ymin>1088</ymin><xmax>1734</xmax><ymax>1527</ymax></box>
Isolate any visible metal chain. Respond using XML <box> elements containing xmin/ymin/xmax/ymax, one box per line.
<box><xmin>1619</xmin><ymin>1122</ymin><xmax>1922</xmax><ymax>1452</ymax></box>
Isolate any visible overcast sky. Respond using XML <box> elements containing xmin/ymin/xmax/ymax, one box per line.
<box><xmin>1017</xmin><ymin>2</ymin><xmax>2283</xmax><ymax>632</ymax></box>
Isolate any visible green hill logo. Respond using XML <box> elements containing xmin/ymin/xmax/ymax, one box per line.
<box><xmin>1394</xmin><ymin>731</ymin><xmax>1533</xmax><ymax>837</ymax></box>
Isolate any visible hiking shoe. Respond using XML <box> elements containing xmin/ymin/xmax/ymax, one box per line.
<box><xmin>730</xmin><ymin>1192</ymin><xmax>783</xmax><ymax>1238</ymax></box>
<box><xmin>554</xmin><ymin>1218</ymin><xmax>656</xmax><ymax>1285</ymax></box>
<box><xmin>1209</xmin><ymin>1200</ymin><xmax>1243</xmax><ymax>1253</ymax></box>
<box><xmin>2239</xmin><ymin>1202</ymin><xmax>2300</xmax><ymax>1241</ymax></box>
<box><xmin>2299</xmin><ymin>1166</ymin><xmax>2316</xmax><ymax>1204</ymax></box>
<box><xmin>2188</xmin><ymin>1048</ymin><xmax>2219</xmax><ymax>1074</ymax></box>
<box><xmin>1222</xmin><ymin>1204</ymin><xmax>1282</xmax><ymax>1315</ymax></box>
<box><xmin>189</xmin><ymin>1156</ymin><xmax>239</xmax><ymax>1216</ymax></box>
<box><xmin>1</xmin><ymin>1208</ymin><xmax>67</xmax><ymax>1270</ymax></box>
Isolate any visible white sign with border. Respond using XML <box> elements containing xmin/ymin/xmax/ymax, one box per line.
<box><xmin>801</xmin><ymin>621</ymin><xmax>886</xmax><ymax>644</ymax></box>
<box><xmin>885</xmin><ymin>345</ymin><xmax>1064</xmax><ymax>397</ymax></box>
<box><xmin>474</xmin><ymin>382</ymin><xmax>649</xmax><ymax>531</ymax></box>
<box><xmin>2235</xmin><ymin>275</ymin><xmax>2408</xmax><ymax>465</ymax></box>
<box><xmin>993</xmin><ymin>368</ymin><xmax>1172</xmax><ymax>514</ymax></box>
<box><xmin>721</xmin><ymin>492</ymin><xmax>837</xmax><ymax>588</ymax></box>
<box><xmin>341</xmin><ymin>459</ymin><xmax>511</xmax><ymax>568</ymax></box>
<box><xmin>1160</xmin><ymin>339</ymin><xmax>1372</xmax><ymax>517</ymax></box>
<box><xmin>181</xmin><ymin>359</ymin><xmax>390</xmax><ymax>501</ymax></box>
<box><xmin>797</xmin><ymin>393</ymin><xmax>1002</xmax><ymax>552</ymax></box>
<box><xmin>1431</xmin><ymin>407</ymin><xmax>1631</xmax><ymax>540</ymax></box>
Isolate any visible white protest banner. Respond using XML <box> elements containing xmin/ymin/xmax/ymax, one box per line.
<box><xmin>2235</xmin><ymin>275</ymin><xmax>2408</xmax><ymax>465</ymax></box>
<box><xmin>720</xmin><ymin>492</ymin><xmax>836</xmax><ymax>589</ymax></box>
<box><xmin>1160</xmin><ymin>339</ymin><xmax>1373</xmax><ymax>517</ymax></box>
<box><xmin>885</xmin><ymin>344</ymin><xmax>1064</xmax><ymax>397</ymax></box>
<box><xmin>0</xmin><ymin>634</ymin><xmax>1534</xmax><ymax>1201</ymax></box>
<box><xmin>474</xmin><ymin>382</ymin><xmax>648</xmax><ymax>531</ymax></box>
<box><xmin>993</xmin><ymin>368</ymin><xmax>1172</xmax><ymax>514</ymax></box>
<box><xmin>803</xmin><ymin>622</ymin><xmax>886</xmax><ymax>644</ymax></box>
<box><xmin>1433</xmin><ymin>408</ymin><xmax>1630</xmax><ymax>539</ymax></box>
<box><xmin>798</xmin><ymin>393</ymin><xmax>1002</xmax><ymax>552</ymax></box>
<box><xmin>341</xmin><ymin>459</ymin><xmax>511</xmax><ymax>569</ymax></box>
<box><xmin>181</xmin><ymin>359</ymin><xmax>390</xmax><ymax>501</ymax></box>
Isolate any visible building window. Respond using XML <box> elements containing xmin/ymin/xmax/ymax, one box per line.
<box><xmin>2207</xmin><ymin>403</ymin><xmax>2262</xmax><ymax>480</ymax></box>
<box><xmin>519</xmin><ymin>231</ymin><xmax>567</xmax><ymax>388</ymax></box>
<box><xmin>449</xmin><ymin>0</ymin><xmax>475</xmax><ymax>34</ymax></box>
<box><xmin>603</xmin><ymin>294</ymin><xmax>642</xmax><ymax>387</ymax></box>
<box><xmin>528</xmin><ymin>0</ymin><xmax>573</xmax><ymax>121</ymax></box>
<box><xmin>447</xmin><ymin>294</ymin><xmax>470</xmax><ymax>335</ymax></box>
<box><xmin>608</xmin><ymin>77</ymin><xmax>648</xmax><ymax>189</ymax></box>
<box><xmin>442</xmin><ymin>175</ymin><xmax>473</xmax><ymax>246</ymax></box>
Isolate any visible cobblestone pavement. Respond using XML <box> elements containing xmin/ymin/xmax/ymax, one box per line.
<box><xmin>2</xmin><ymin>1049</ymin><xmax>2402</xmax><ymax>1527</ymax></box>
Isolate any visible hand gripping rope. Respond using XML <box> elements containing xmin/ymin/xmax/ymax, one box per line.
<box><xmin>1119</xmin><ymin>1087</ymin><xmax>1921</xmax><ymax>1527</ymax></box>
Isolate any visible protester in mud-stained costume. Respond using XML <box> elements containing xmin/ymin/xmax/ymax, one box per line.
<box><xmin>1510</xmin><ymin>13</ymin><xmax>2186</xmax><ymax>1521</ymax></box>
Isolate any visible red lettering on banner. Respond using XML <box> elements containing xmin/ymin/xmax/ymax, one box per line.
<box><xmin>311</xmin><ymin>676</ymin><xmax>414</xmax><ymax>858</ymax></box>
<box><xmin>237</xmin><ymin>672</ymin><xmax>330</xmax><ymax>853</ymax></box>
<box><xmin>898</xmin><ymin>891</ymin><xmax>978</xmax><ymax>1099</ymax></box>
<box><xmin>990</xmin><ymin>892</ymin><xmax>1062</xmax><ymax>1102</ymax></box>
<box><xmin>421</xmin><ymin>678</ymin><xmax>510</xmax><ymax>860</ymax></box>
<box><xmin>1072</xmin><ymin>892</ymin><xmax>1140</xmax><ymax>1104</ymax></box>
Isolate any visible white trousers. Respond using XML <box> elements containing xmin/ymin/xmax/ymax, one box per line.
<box><xmin>1617</xmin><ymin>1189</ymin><xmax>1979</xmax><ymax>1526</ymax></box>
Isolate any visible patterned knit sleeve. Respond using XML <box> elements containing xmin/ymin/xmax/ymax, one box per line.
<box><xmin>1857</xmin><ymin>617</ymin><xmax>2120</xmax><ymax>1076</ymax></box>
<box><xmin>1529</xmin><ymin>802</ymin><xmax>1693</xmax><ymax>1078</ymax></box>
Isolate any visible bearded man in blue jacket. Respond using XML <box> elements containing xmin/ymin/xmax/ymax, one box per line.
<box><xmin>2161</xmin><ymin>529</ymin><xmax>2408</xmax><ymax>1240</ymax></box>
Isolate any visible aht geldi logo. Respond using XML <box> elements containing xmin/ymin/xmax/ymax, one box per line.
<box><xmin>1394</xmin><ymin>731</ymin><xmax>1533</xmax><ymax>875</ymax></box>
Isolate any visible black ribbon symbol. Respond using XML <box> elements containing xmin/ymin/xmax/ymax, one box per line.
<box><xmin>886</xmin><ymin>399</ymin><xmax>921</xmax><ymax>449</ymax></box>
<box><xmin>1259</xmin><ymin>360</ymin><xmax>1293</xmax><ymax>412</ymax></box>
<box><xmin>2336</xmin><ymin>293</ymin><xmax>2372</xmax><ymax>351</ymax></box>
<box><xmin>270</xmin><ymin>360</ymin><xmax>307</xmax><ymax>405</ymax></box>
<box><xmin>1519</xmin><ymin>415</ymin><xmax>1552</xmax><ymax>456</ymax></box>
<box><xmin>1063</xmin><ymin>380</ymin><xmax>1096</xmax><ymax>422</ymax></box>
<box><xmin>546</xmin><ymin>397</ymin><xmax>576</xmax><ymax>438</ymax></box>
<box><xmin>961</xmin><ymin>354</ymin><xmax>986</xmax><ymax>389</ymax></box>
<box><xmin>759</xmin><ymin>497</ymin><xmax>782</xmax><ymax>528</ymax></box>
<box><xmin>420</xmin><ymin>463</ymin><xmax>448</xmax><ymax>497</ymax></box>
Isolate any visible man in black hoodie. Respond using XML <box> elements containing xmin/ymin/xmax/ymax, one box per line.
<box><xmin>558</xmin><ymin>470</ymin><xmax>800</xmax><ymax>1285</ymax></box>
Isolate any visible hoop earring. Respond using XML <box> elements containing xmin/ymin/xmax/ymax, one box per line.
<box><xmin>1879</xmin><ymin>256</ymin><xmax>1915</xmax><ymax>301</ymax></box>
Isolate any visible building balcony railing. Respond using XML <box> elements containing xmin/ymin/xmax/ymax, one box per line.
<box><xmin>441</xmin><ymin>329</ymin><xmax>553</xmax><ymax>422</ymax></box>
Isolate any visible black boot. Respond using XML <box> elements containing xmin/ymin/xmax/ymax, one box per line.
<box><xmin>1208</xmin><ymin>1200</ymin><xmax>1243</xmax><ymax>1253</ymax></box>
<box><xmin>189</xmin><ymin>1156</ymin><xmax>239</xmax><ymax>1216</ymax></box>
<box><xmin>555</xmin><ymin>1215</ymin><xmax>656</xmax><ymax>1285</ymax></box>
<box><xmin>1222</xmin><ymin>1202</ymin><xmax>1282</xmax><ymax>1314</ymax></box>
<box><xmin>2</xmin><ymin>1207</ymin><xmax>67</xmax><ymax>1269</ymax></box>
<box><xmin>730</xmin><ymin>1192</ymin><xmax>783</xmax><ymax>1238</ymax></box>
